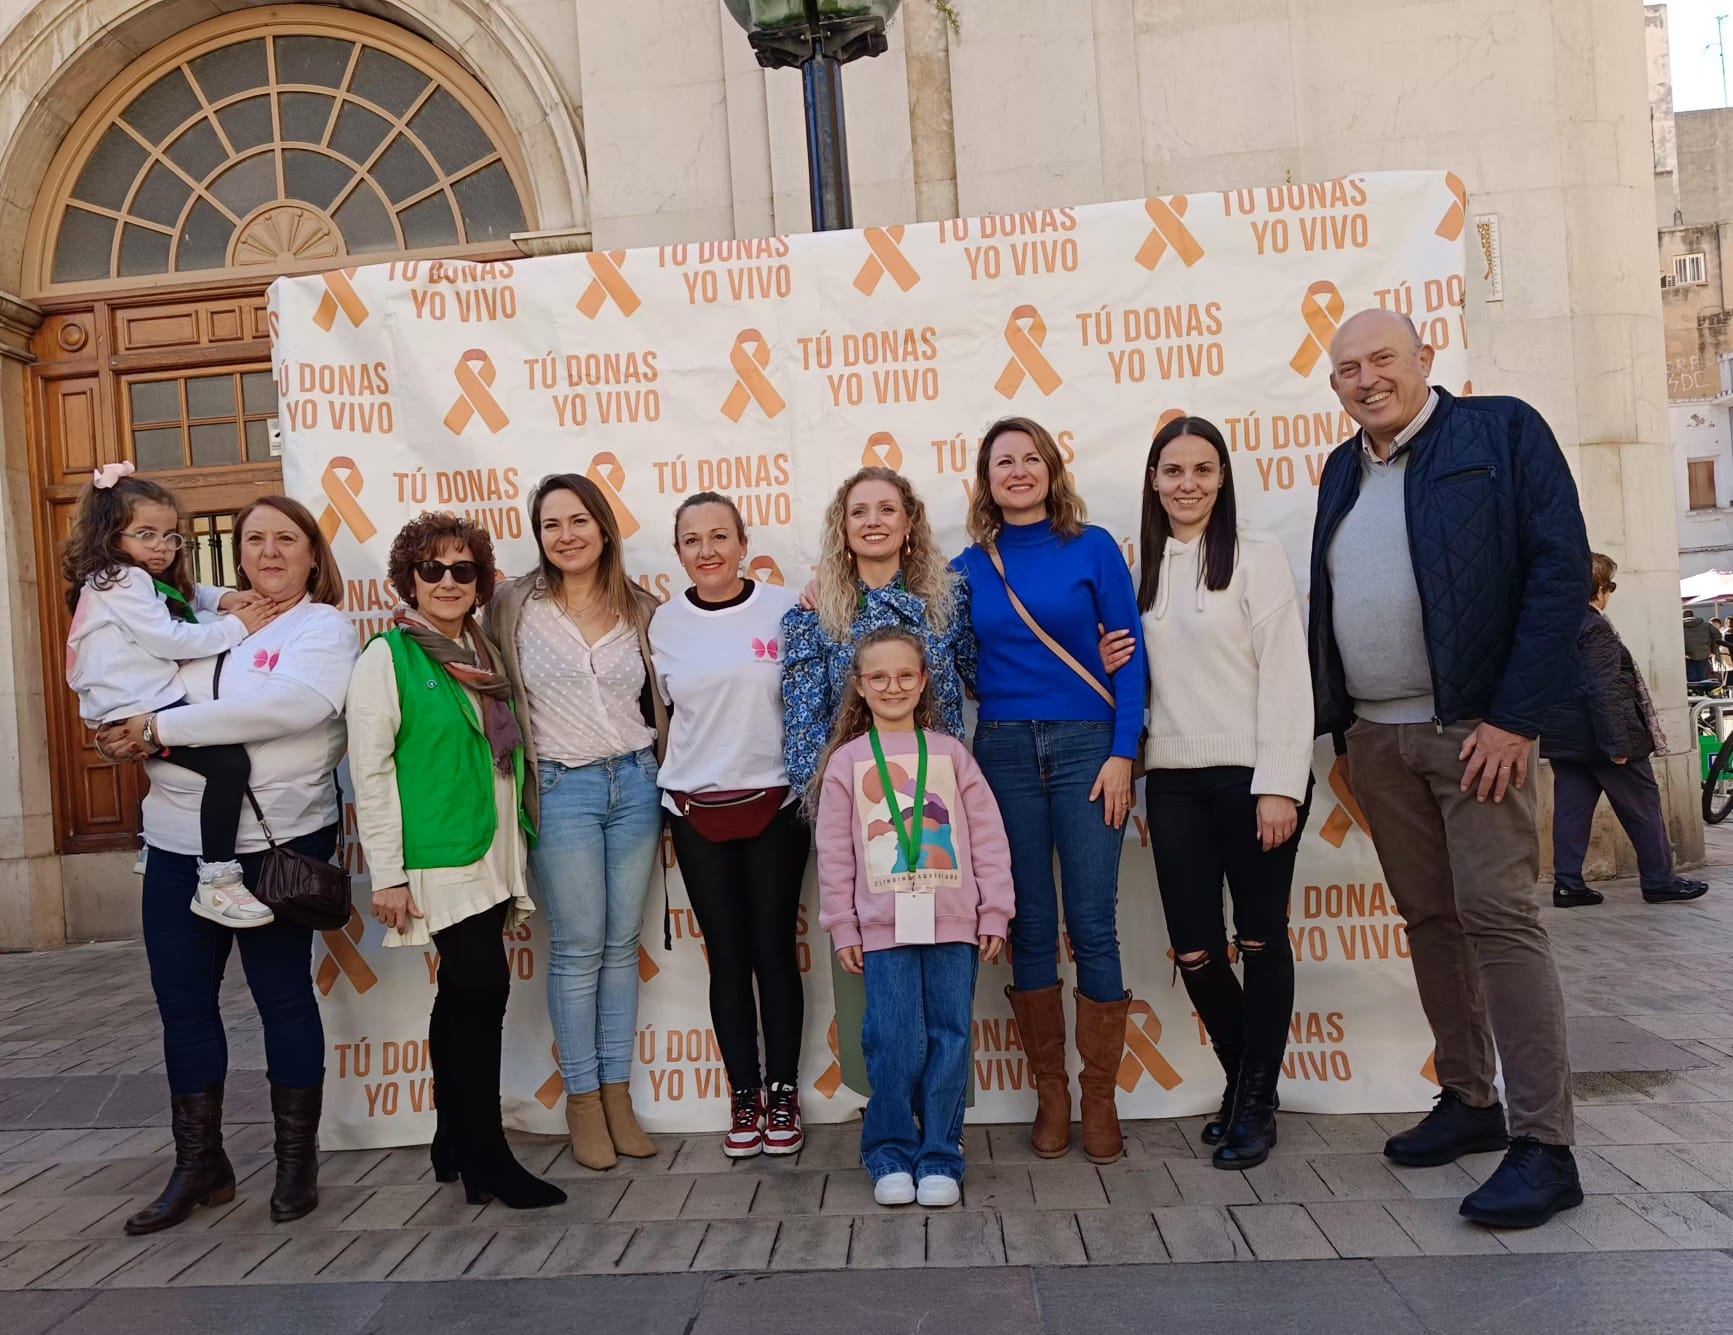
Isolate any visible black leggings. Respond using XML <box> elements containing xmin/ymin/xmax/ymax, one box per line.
<box><xmin>428</xmin><ymin>901</ymin><xmax>512</xmax><ymax>1138</ymax></box>
<box><xmin>668</xmin><ymin>804</ymin><xmax>810</xmax><ymax>1090</ymax></box>
<box><xmin>1146</xmin><ymin>766</ymin><xmax>1311</xmax><ymax>1063</ymax></box>
<box><xmin>158</xmin><ymin>740</ymin><xmax>250</xmax><ymax>864</ymax></box>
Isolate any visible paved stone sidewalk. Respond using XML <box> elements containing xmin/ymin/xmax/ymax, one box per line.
<box><xmin>3</xmin><ymin>833</ymin><xmax>1733</xmax><ymax>1297</ymax></box>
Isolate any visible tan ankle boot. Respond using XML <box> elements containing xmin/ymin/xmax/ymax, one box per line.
<box><xmin>1007</xmin><ymin>984</ymin><xmax>1071</xmax><ymax>1158</ymax></box>
<box><xmin>565</xmin><ymin>1091</ymin><xmax>616</xmax><ymax>1171</ymax></box>
<box><xmin>599</xmin><ymin>1083</ymin><xmax>657</xmax><ymax>1158</ymax></box>
<box><xmin>1074</xmin><ymin>989</ymin><xmax>1131</xmax><ymax>1164</ymax></box>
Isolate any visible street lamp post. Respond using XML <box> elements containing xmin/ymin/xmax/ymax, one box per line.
<box><xmin>724</xmin><ymin>1</ymin><xmax>902</xmax><ymax>232</ymax></box>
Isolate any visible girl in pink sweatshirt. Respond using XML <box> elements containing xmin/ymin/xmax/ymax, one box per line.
<box><xmin>812</xmin><ymin>627</ymin><xmax>1015</xmax><ymax>1209</ymax></box>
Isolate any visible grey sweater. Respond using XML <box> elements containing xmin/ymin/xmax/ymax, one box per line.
<box><xmin>1324</xmin><ymin>449</ymin><xmax>1436</xmax><ymax>725</ymax></box>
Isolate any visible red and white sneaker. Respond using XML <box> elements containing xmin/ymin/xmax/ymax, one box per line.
<box><xmin>763</xmin><ymin>1081</ymin><xmax>804</xmax><ymax>1156</ymax></box>
<box><xmin>723</xmin><ymin>1086</ymin><xmax>764</xmax><ymax>1159</ymax></box>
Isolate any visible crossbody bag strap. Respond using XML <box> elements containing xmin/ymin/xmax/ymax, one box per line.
<box><xmin>984</xmin><ymin>542</ymin><xmax>1116</xmax><ymax>709</ymax></box>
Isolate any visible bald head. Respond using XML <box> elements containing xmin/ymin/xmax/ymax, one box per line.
<box><xmin>1328</xmin><ymin>307</ymin><xmax>1435</xmax><ymax>458</ymax></box>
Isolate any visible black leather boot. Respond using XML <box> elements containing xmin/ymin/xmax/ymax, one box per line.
<box><xmin>1459</xmin><ymin>1137</ymin><xmax>1583</xmax><ymax>1228</ymax></box>
<box><xmin>269</xmin><ymin>1084</ymin><xmax>322</xmax><ymax>1223</ymax></box>
<box><xmin>124</xmin><ymin>1084</ymin><xmax>236</xmax><ymax>1235</ymax></box>
<box><xmin>1212</xmin><ymin>1054</ymin><xmax>1279</xmax><ymax>1170</ymax></box>
<box><xmin>1201</xmin><ymin>1045</ymin><xmax>1240</xmax><ymax>1146</ymax></box>
<box><xmin>1383</xmin><ymin>1089</ymin><xmax>1508</xmax><ymax>1167</ymax></box>
<box><xmin>455</xmin><ymin>996</ymin><xmax>566</xmax><ymax>1210</ymax></box>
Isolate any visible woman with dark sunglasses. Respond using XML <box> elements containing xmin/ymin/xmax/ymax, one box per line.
<box><xmin>347</xmin><ymin>512</ymin><xmax>565</xmax><ymax>1210</ymax></box>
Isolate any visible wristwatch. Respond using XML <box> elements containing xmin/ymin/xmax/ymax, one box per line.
<box><xmin>140</xmin><ymin>715</ymin><xmax>158</xmax><ymax>753</ymax></box>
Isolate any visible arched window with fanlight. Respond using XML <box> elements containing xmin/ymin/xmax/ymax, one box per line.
<box><xmin>25</xmin><ymin>7</ymin><xmax>541</xmax><ymax>856</ymax></box>
<box><xmin>32</xmin><ymin>9</ymin><xmax>533</xmax><ymax>295</ymax></box>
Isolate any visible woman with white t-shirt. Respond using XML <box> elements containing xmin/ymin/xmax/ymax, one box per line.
<box><xmin>649</xmin><ymin>492</ymin><xmax>807</xmax><ymax>1162</ymax></box>
<box><xmin>96</xmin><ymin>497</ymin><xmax>356</xmax><ymax>1235</ymax></box>
<box><xmin>489</xmin><ymin>473</ymin><xmax>669</xmax><ymax>1173</ymax></box>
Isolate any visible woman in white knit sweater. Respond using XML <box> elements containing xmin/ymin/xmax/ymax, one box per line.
<box><xmin>1137</xmin><ymin>415</ymin><xmax>1313</xmax><ymax>1172</ymax></box>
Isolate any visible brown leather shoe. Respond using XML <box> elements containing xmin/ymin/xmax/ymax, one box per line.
<box><xmin>1074</xmin><ymin>990</ymin><xmax>1131</xmax><ymax>1164</ymax></box>
<box><xmin>269</xmin><ymin>1084</ymin><xmax>322</xmax><ymax>1222</ymax></box>
<box><xmin>566</xmin><ymin>1090</ymin><xmax>617</xmax><ymax>1171</ymax></box>
<box><xmin>1007</xmin><ymin>984</ymin><xmax>1071</xmax><ymax>1158</ymax></box>
<box><xmin>124</xmin><ymin>1083</ymin><xmax>236</xmax><ymax>1235</ymax></box>
<box><xmin>600</xmin><ymin>1082</ymin><xmax>658</xmax><ymax>1158</ymax></box>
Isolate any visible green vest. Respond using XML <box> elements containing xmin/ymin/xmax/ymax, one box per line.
<box><xmin>376</xmin><ymin>629</ymin><xmax>529</xmax><ymax>869</ymax></box>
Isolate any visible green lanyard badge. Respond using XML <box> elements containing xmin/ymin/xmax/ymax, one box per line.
<box><xmin>869</xmin><ymin>725</ymin><xmax>929</xmax><ymax>872</ymax></box>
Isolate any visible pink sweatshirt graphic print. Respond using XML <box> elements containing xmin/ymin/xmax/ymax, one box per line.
<box><xmin>815</xmin><ymin>729</ymin><xmax>1015</xmax><ymax>953</ymax></box>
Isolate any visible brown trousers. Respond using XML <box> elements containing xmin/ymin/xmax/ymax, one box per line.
<box><xmin>1345</xmin><ymin>720</ymin><xmax>1574</xmax><ymax>1145</ymax></box>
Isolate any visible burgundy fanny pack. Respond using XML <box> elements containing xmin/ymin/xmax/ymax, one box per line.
<box><xmin>669</xmin><ymin>787</ymin><xmax>787</xmax><ymax>842</ymax></box>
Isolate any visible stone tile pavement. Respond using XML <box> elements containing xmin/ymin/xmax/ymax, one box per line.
<box><xmin>3</xmin><ymin>830</ymin><xmax>1733</xmax><ymax>1328</ymax></box>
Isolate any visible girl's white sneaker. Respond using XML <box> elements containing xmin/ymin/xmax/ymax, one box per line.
<box><xmin>916</xmin><ymin>1175</ymin><xmax>961</xmax><ymax>1208</ymax></box>
<box><xmin>873</xmin><ymin>1172</ymin><xmax>916</xmax><ymax>1206</ymax></box>
<box><xmin>190</xmin><ymin>861</ymin><xmax>274</xmax><ymax>928</ymax></box>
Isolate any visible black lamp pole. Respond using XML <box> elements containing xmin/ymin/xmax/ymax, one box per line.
<box><xmin>744</xmin><ymin>1</ymin><xmax>891</xmax><ymax>232</ymax></box>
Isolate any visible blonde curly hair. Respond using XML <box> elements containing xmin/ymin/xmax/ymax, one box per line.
<box><xmin>814</xmin><ymin>467</ymin><xmax>957</xmax><ymax>643</ymax></box>
<box><xmin>965</xmin><ymin>416</ymin><xmax>1087</xmax><ymax>546</ymax></box>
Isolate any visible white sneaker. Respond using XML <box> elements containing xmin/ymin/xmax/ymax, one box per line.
<box><xmin>190</xmin><ymin>861</ymin><xmax>273</xmax><ymax>928</ymax></box>
<box><xmin>873</xmin><ymin>1171</ymin><xmax>916</xmax><ymax>1206</ymax></box>
<box><xmin>916</xmin><ymin>1175</ymin><xmax>961</xmax><ymax>1208</ymax></box>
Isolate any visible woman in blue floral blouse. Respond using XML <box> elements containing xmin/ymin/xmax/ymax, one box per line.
<box><xmin>781</xmin><ymin>467</ymin><xmax>977</xmax><ymax>1097</ymax></box>
<box><xmin>782</xmin><ymin>467</ymin><xmax>976</xmax><ymax>794</ymax></box>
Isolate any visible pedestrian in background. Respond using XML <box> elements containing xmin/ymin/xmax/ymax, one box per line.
<box><xmin>1683</xmin><ymin>607</ymin><xmax>1716</xmax><ymax>688</ymax></box>
<box><xmin>1543</xmin><ymin>553</ymin><xmax>1708</xmax><ymax>907</ymax></box>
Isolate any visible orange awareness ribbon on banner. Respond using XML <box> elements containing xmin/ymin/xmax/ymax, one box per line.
<box><xmin>442</xmin><ymin>349</ymin><xmax>510</xmax><ymax>435</ymax></box>
<box><xmin>1435</xmin><ymin>172</ymin><xmax>1467</xmax><ymax>242</ymax></box>
<box><xmin>1420</xmin><ymin>1050</ymin><xmax>1439</xmax><ymax>1086</ymax></box>
<box><xmin>720</xmin><ymin>330</ymin><xmax>786</xmax><ymax>422</ymax></box>
<box><xmin>1289</xmin><ymin>280</ymin><xmax>1345</xmax><ymax>378</ymax></box>
<box><xmin>1135</xmin><ymin>196</ymin><xmax>1205</xmax><ymax>272</ymax></box>
<box><xmin>585</xmin><ymin>452</ymin><xmax>639</xmax><ymax>540</ymax></box>
<box><xmin>994</xmin><ymin>305</ymin><xmax>1063</xmax><ymax>400</ymax></box>
<box><xmin>577</xmin><ymin>251</ymin><xmax>641</xmax><ymax>319</ymax></box>
<box><xmin>748</xmin><ymin>555</ymin><xmax>785</xmax><ymax>586</ymax></box>
<box><xmin>315</xmin><ymin>907</ymin><xmax>378</xmax><ymax>997</ymax></box>
<box><xmin>814</xmin><ymin>1018</ymin><xmax>844</xmax><ymax>1098</ymax></box>
<box><xmin>316</xmin><ymin>456</ymin><xmax>377</xmax><ymax>545</ymax></box>
<box><xmin>637</xmin><ymin>945</ymin><xmax>660</xmax><ymax>983</ymax></box>
<box><xmin>267</xmin><ymin>310</ymin><xmax>280</xmax><ymax>341</ymax></box>
<box><xmin>1154</xmin><ymin>408</ymin><xmax>1186</xmax><ymax>435</ymax></box>
<box><xmin>535</xmin><ymin>1044</ymin><xmax>564</xmax><ymax>1110</ymax></box>
<box><xmin>1317</xmin><ymin>755</ymin><xmax>1374</xmax><ymax>848</ymax></box>
<box><xmin>1116</xmin><ymin>1000</ymin><xmax>1183</xmax><ymax>1094</ymax></box>
<box><xmin>853</xmin><ymin>226</ymin><xmax>921</xmax><ymax>296</ymax></box>
<box><xmin>312</xmin><ymin>269</ymin><xmax>368</xmax><ymax>331</ymax></box>
<box><xmin>862</xmin><ymin>432</ymin><xmax>902</xmax><ymax>469</ymax></box>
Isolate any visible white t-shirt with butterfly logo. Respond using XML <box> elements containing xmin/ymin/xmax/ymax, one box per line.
<box><xmin>648</xmin><ymin>580</ymin><xmax>798</xmax><ymax>811</ymax></box>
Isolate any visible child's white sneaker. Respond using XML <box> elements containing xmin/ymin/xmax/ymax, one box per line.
<box><xmin>916</xmin><ymin>1175</ymin><xmax>961</xmax><ymax>1208</ymax></box>
<box><xmin>132</xmin><ymin>839</ymin><xmax>147</xmax><ymax>876</ymax></box>
<box><xmin>190</xmin><ymin>861</ymin><xmax>273</xmax><ymax>928</ymax></box>
<box><xmin>873</xmin><ymin>1171</ymin><xmax>916</xmax><ymax>1206</ymax></box>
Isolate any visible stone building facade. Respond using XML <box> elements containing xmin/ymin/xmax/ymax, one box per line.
<box><xmin>0</xmin><ymin>0</ymin><xmax>1694</xmax><ymax>947</ymax></box>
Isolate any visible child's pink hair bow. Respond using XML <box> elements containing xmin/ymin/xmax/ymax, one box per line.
<box><xmin>92</xmin><ymin>461</ymin><xmax>135</xmax><ymax>490</ymax></box>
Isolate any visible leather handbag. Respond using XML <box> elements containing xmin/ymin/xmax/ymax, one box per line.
<box><xmin>669</xmin><ymin>787</ymin><xmax>787</xmax><ymax>842</ymax></box>
<box><xmin>213</xmin><ymin>652</ymin><xmax>352</xmax><ymax>931</ymax></box>
<box><xmin>984</xmin><ymin>542</ymin><xmax>1148</xmax><ymax>780</ymax></box>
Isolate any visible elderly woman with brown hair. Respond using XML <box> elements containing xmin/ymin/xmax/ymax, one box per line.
<box><xmin>97</xmin><ymin>496</ymin><xmax>354</xmax><ymax>1235</ymax></box>
<box><xmin>347</xmin><ymin>511</ymin><xmax>564</xmax><ymax>1209</ymax></box>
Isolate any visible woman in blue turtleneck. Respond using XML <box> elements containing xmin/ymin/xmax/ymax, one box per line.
<box><xmin>954</xmin><ymin>416</ymin><xmax>1146</xmax><ymax>1169</ymax></box>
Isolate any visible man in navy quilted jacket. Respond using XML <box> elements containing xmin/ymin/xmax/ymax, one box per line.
<box><xmin>1308</xmin><ymin>308</ymin><xmax>1590</xmax><ymax>1230</ymax></box>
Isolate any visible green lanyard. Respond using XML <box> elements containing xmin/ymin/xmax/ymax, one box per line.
<box><xmin>153</xmin><ymin>578</ymin><xmax>197</xmax><ymax>624</ymax></box>
<box><xmin>868</xmin><ymin>725</ymin><xmax>928</xmax><ymax>871</ymax></box>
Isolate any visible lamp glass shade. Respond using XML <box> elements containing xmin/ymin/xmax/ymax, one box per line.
<box><xmin>724</xmin><ymin>0</ymin><xmax>901</xmax><ymax>32</ymax></box>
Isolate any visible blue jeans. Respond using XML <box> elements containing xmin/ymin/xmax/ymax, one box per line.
<box><xmin>860</xmin><ymin>942</ymin><xmax>979</xmax><ymax>1183</ymax></box>
<box><xmin>142</xmin><ymin>826</ymin><xmax>334</xmax><ymax>1094</ymax></box>
<box><xmin>530</xmin><ymin>750</ymin><xmax>664</xmax><ymax>1094</ymax></box>
<box><xmin>973</xmin><ymin>720</ymin><xmax>1125</xmax><ymax>1000</ymax></box>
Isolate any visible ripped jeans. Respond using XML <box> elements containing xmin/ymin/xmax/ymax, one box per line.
<box><xmin>1145</xmin><ymin>766</ymin><xmax>1312</xmax><ymax>1064</ymax></box>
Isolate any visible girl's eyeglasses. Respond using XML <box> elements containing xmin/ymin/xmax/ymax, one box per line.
<box><xmin>121</xmin><ymin>529</ymin><xmax>184</xmax><ymax>551</ymax></box>
<box><xmin>414</xmin><ymin>559</ymin><xmax>480</xmax><ymax>585</ymax></box>
<box><xmin>857</xmin><ymin>669</ymin><xmax>924</xmax><ymax>692</ymax></box>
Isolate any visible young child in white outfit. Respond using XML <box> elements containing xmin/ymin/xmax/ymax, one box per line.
<box><xmin>63</xmin><ymin>463</ymin><xmax>279</xmax><ymax>926</ymax></box>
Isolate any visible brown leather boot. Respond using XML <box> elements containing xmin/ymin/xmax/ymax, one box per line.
<box><xmin>600</xmin><ymin>1082</ymin><xmax>657</xmax><ymax>1158</ymax></box>
<box><xmin>269</xmin><ymin>1084</ymin><xmax>322</xmax><ymax>1223</ymax></box>
<box><xmin>1006</xmin><ymin>984</ymin><xmax>1071</xmax><ymax>1158</ymax></box>
<box><xmin>1074</xmin><ymin>989</ymin><xmax>1131</xmax><ymax>1164</ymax></box>
<box><xmin>566</xmin><ymin>1090</ymin><xmax>617</xmax><ymax>1171</ymax></box>
<box><xmin>124</xmin><ymin>1083</ymin><xmax>236</xmax><ymax>1235</ymax></box>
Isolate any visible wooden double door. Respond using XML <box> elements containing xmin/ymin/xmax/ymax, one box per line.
<box><xmin>31</xmin><ymin>285</ymin><xmax>286</xmax><ymax>853</ymax></box>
